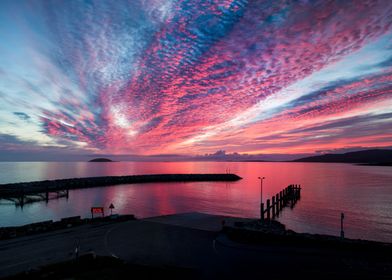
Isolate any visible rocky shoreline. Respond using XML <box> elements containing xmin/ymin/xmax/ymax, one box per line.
<box><xmin>0</xmin><ymin>214</ymin><xmax>135</xmax><ymax>240</ymax></box>
<box><xmin>0</xmin><ymin>173</ymin><xmax>242</xmax><ymax>198</ymax></box>
<box><xmin>222</xmin><ymin>219</ymin><xmax>392</xmax><ymax>253</ymax></box>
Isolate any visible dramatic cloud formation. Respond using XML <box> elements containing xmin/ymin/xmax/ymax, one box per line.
<box><xmin>0</xmin><ymin>0</ymin><xmax>392</xmax><ymax>158</ymax></box>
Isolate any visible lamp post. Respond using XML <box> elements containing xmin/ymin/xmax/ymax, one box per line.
<box><xmin>258</xmin><ymin>176</ymin><xmax>265</xmax><ymax>221</ymax></box>
<box><xmin>258</xmin><ymin>176</ymin><xmax>265</xmax><ymax>203</ymax></box>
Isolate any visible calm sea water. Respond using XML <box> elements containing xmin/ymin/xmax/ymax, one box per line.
<box><xmin>0</xmin><ymin>162</ymin><xmax>391</xmax><ymax>242</ymax></box>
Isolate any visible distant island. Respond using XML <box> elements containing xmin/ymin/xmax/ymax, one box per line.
<box><xmin>88</xmin><ymin>158</ymin><xmax>113</xmax><ymax>162</ymax></box>
<box><xmin>293</xmin><ymin>149</ymin><xmax>392</xmax><ymax>165</ymax></box>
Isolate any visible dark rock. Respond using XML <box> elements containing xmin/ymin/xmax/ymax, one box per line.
<box><xmin>88</xmin><ymin>158</ymin><xmax>113</xmax><ymax>162</ymax></box>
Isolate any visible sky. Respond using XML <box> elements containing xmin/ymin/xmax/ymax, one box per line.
<box><xmin>0</xmin><ymin>0</ymin><xmax>392</xmax><ymax>161</ymax></box>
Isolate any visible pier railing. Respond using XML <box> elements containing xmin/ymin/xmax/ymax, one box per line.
<box><xmin>260</xmin><ymin>184</ymin><xmax>301</xmax><ymax>222</ymax></box>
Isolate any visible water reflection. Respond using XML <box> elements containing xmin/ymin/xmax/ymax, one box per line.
<box><xmin>0</xmin><ymin>162</ymin><xmax>391</xmax><ymax>242</ymax></box>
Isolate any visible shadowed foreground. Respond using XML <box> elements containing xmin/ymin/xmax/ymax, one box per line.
<box><xmin>1</xmin><ymin>213</ymin><xmax>391</xmax><ymax>279</ymax></box>
<box><xmin>4</xmin><ymin>254</ymin><xmax>198</xmax><ymax>280</ymax></box>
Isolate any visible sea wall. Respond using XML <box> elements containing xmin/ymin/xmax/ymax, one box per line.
<box><xmin>0</xmin><ymin>173</ymin><xmax>242</xmax><ymax>197</ymax></box>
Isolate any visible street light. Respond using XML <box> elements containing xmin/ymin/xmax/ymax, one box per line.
<box><xmin>258</xmin><ymin>177</ymin><xmax>266</xmax><ymax>222</ymax></box>
<box><xmin>258</xmin><ymin>176</ymin><xmax>265</xmax><ymax>204</ymax></box>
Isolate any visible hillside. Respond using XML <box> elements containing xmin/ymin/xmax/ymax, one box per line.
<box><xmin>293</xmin><ymin>149</ymin><xmax>392</xmax><ymax>164</ymax></box>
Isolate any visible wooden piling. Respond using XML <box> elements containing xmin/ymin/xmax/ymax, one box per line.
<box><xmin>266</xmin><ymin>199</ymin><xmax>271</xmax><ymax>220</ymax></box>
<box><xmin>286</xmin><ymin>187</ymin><xmax>289</xmax><ymax>201</ymax></box>
<box><xmin>19</xmin><ymin>188</ymin><xmax>24</xmax><ymax>207</ymax></box>
<box><xmin>260</xmin><ymin>183</ymin><xmax>302</xmax><ymax>222</ymax></box>
<box><xmin>260</xmin><ymin>202</ymin><xmax>264</xmax><ymax>222</ymax></box>
<box><xmin>272</xmin><ymin>196</ymin><xmax>276</xmax><ymax>218</ymax></box>
<box><xmin>19</xmin><ymin>195</ymin><xmax>24</xmax><ymax>207</ymax></box>
<box><xmin>279</xmin><ymin>191</ymin><xmax>283</xmax><ymax>209</ymax></box>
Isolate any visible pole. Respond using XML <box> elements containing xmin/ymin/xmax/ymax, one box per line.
<box><xmin>258</xmin><ymin>177</ymin><xmax>265</xmax><ymax>221</ymax></box>
<box><xmin>261</xmin><ymin>178</ymin><xmax>263</xmax><ymax>203</ymax></box>
<box><xmin>258</xmin><ymin>177</ymin><xmax>265</xmax><ymax>204</ymax></box>
<box><xmin>340</xmin><ymin>213</ymin><xmax>345</xmax><ymax>239</ymax></box>
<box><xmin>260</xmin><ymin>202</ymin><xmax>264</xmax><ymax>222</ymax></box>
<box><xmin>266</xmin><ymin>199</ymin><xmax>271</xmax><ymax>220</ymax></box>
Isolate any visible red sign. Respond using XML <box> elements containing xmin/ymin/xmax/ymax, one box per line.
<box><xmin>91</xmin><ymin>207</ymin><xmax>104</xmax><ymax>217</ymax></box>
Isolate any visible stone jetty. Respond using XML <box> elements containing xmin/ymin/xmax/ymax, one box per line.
<box><xmin>0</xmin><ymin>173</ymin><xmax>242</xmax><ymax>199</ymax></box>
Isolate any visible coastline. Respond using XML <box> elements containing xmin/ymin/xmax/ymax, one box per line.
<box><xmin>357</xmin><ymin>162</ymin><xmax>392</xmax><ymax>166</ymax></box>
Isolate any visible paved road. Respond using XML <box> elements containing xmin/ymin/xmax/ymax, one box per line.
<box><xmin>105</xmin><ymin>220</ymin><xmax>224</xmax><ymax>279</ymax></box>
<box><xmin>106</xmin><ymin>213</ymin><xmax>392</xmax><ymax>279</ymax></box>
<box><xmin>0</xmin><ymin>215</ymin><xmax>225</xmax><ymax>278</ymax></box>
<box><xmin>144</xmin><ymin>212</ymin><xmax>253</xmax><ymax>231</ymax></box>
<box><xmin>104</xmin><ymin>220</ymin><xmax>352</xmax><ymax>279</ymax></box>
<box><xmin>0</xmin><ymin>222</ymin><xmax>117</xmax><ymax>278</ymax></box>
<box><xmin>0</xmin><ymin>213</ymin><xmax>240</xmax><ymax>278</ymax></box>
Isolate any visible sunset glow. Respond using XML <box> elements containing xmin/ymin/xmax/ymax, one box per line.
<box><xmin>1</xmin><ymin>0</ymin><xmax>392</xmax><ymax>158</ymax></box>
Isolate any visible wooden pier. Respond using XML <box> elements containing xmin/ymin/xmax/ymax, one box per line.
<box><xmin>1</xmin><ymin>189</ymin><xmax>69</xmax><ymax>207</ymax></box>
<box><xmin>260</xmin><ymin>184</ymin><xmax>301</xmax><ymax>222</ymax></box>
